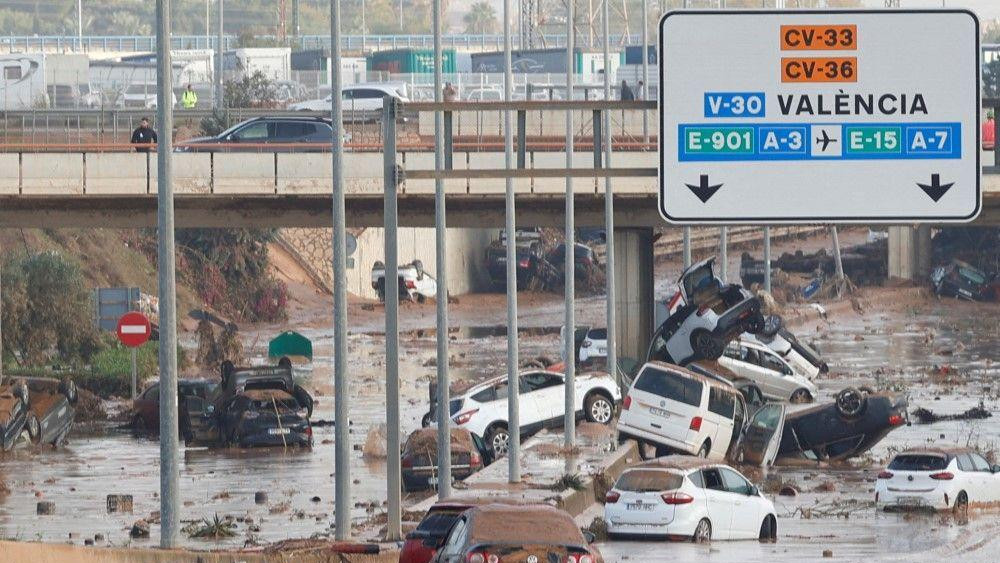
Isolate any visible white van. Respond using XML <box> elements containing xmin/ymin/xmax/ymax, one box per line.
<box><xmin>617</xmin><ymin>361</ymin><xmax>747</xmax><ymax>461</ymax></box>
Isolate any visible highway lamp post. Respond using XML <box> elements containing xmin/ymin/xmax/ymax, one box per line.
<box><xmin>503</xmin><ymin>0</ymin><xmax>521</xmax><ymax>483</ymax></box>
<box><xmin>216</xmin><ymin>0</ymin><xmax>224</xmax><ymax>110</ymax></box>
<box><xmin>602</xmin><ymin>0</ymin><xmax>617</xmax><ymax>391</ymax></box>
<box><xmin>719</xmin><ymin>226</ymin><xmax>728</xmax><ymax>282</ymax></box>
<box><xmin>563</xmin><ymin>0</ymin><xmax>576</xmax><ymax>449</ymax></box>
<box><xmin>683</xmin><ymin>227</ymin><xmax>692</xmax><ymax>268</ymax></box>
<box><xmin>433</xmin><ymin>0</ymin><xmax>453</xmax><ymax>500</ymax></box>
<box><xmin>641</xmin><ymin>0</ymin><xmax>648</xmax><ymax>143</ymax></box>
<box><xmin>330</xmin><ymin>0</ymin><xmax>352</xmax><ymax>542</ymax></box>
<box><xmin>155</xmin><ymin>0</ymin><xmax>181</xmax><ymax>548</ymax></box>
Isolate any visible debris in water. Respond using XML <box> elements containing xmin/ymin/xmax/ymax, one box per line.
<box><xmin>37</xmin><ymin>501</ymin><xmax>55</xmax><ymax>515</ymax></box>
<box><xmin>130</xmin><ymin>519</ymin><xmax>150</xmax><ymax>538</ymax></box>
<box><xmin>911</xmin><ymin>403</ymin><xmax>991</xmax><ymax>424</ymax></box>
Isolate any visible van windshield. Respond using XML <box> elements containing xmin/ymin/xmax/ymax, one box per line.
<box><xmin>632</xmin><ymin>367</ymin><xmax>702</xmax><ymax>407</ymax></box>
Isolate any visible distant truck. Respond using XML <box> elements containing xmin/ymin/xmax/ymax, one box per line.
<box><xmin>0</xmin><ymin>53</ymin><xmax>47</xmax><ymax>110</ymax></box>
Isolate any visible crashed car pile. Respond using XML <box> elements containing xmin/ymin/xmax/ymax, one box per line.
<box><xmin>485</xmin><ymin>228</ymin><xmax>605</xmax><ymax>293</ymax></box>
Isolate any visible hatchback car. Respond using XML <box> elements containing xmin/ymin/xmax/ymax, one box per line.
<box><xmin>289</xmin><ymin>83</ymin><xmax>409</xmax><ymax>112</ymax></box>
<box><xmin>876</xmin><ymin>448</ymin><xmax>1000</xmax><ymax>514</ymax></box>
<box><xmin>401</xmin><ymin>427</ymin><xmax>493</xmax><ymax>492</ymax></box>
<box><xmin>425</xmin><ymin>369</ymin><xmax>620</xmax><ymax>457</ymax></box>
<box><xmin>431</xmin><ymin>503</ymin><xmax>601</xmax><ymax>563</ymax></box>
<box><xmin>649</xmin><ymin>258</ymin><xmax>765</xmax><ymax>366</ymax></box>
<box><xmin>719</xmin><ymin>338</ymin><xmax>819</xmax><ymax>403</ymax></box>
<box><xmin>23</xmin><ymin>377</ymin><xmax>78</xmax><ymax>447</ymax></box>
<box><xmin>400</xmin><ymin>498</ymin><xmax>529</xmax><ymax>563</ymax></box>
<box><xmin>0</xmin><ymin>380</ymin><xmax>29</xmax><ymax>451</ymax></box>
<box><xmin>605</xmin><ymin>456</ymin><xmax>777</xmax><ymax>542</ymax></box>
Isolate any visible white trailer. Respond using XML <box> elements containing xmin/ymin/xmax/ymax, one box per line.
<box><xmin>225</xmin><ymin>48</ymin><xmax>291</xmax><ymax>82</ymax></box>
<box><xmin>0</xmin><ymin>53</ymin><xmax>47</xmax><ymax>110</ymax></box>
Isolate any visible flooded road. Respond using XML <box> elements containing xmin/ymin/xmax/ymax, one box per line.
<box><xmin>602</xmin><ymin>297</ymin><xmax>1000</xmax><ymax>562</ymax></box>
<box><xmin>1</xmin><ymin>292</ymin><xmax>998</xmax><ymax>557</ymax></box>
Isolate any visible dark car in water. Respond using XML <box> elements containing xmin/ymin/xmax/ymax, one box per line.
<box><xmin>546</xmin><ymin>242</ymin><xmax>597</xmax><ymax>280</ymax></box>
<box><xmin>186</xmin><ymin>363</ymin><xmax>314</xmax><ymax>448</ymax></box>
<box><xmin>23</xmin><ymin>377</ymin><xmax>78</xmax><ymax>447</ymax></box>
<box><xmin>401</xmin><ymin>427</ymin><xmax>493</xmax><ymax>492</ymax></box>
<box><xmin>930</xmin><ymin>260</ymin><xmax>996</xmax><ymax>301</ymax></box>
<box><xmin>485</xmin><ymin>242</ymin><xmax>541</xmax><ymax>289</ymax></box>
<box><xmin>132</xmin><ymin>379</ymin><xmax>220</xmax><ymax>439</ymax></box>
<box><xmin>778</xmin><ymin>388</ymin><xmax>908</xmax><ymax>461</ymax></box>
<box><xmin>0</xmin><ymin>380</ymin><xmax>29</xmax><ymax>451</ymax></box>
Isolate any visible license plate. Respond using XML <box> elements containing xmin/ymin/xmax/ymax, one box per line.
<box><xmin>268</xmin><ymin>428</ymin><xmax>291</xmax><ymax>435</ymax></box>
<box><xmin>649</xmin><ymin>407</ymin><xmax>670</xmax><ymax>418</ymax></box>
<box><xmin>626</xmin><ymin>503</ymin><xmax>653</xmax><ymax>511</ymax></box>
<box><xmin>597</xmin><ymin>347</ymin><xmax>607</xmax><ymax>355</ymax></box>
<box><xmin>898</xmin><ymin>496</ymin><xmax>923</xmax><ymax>506</ymax></box>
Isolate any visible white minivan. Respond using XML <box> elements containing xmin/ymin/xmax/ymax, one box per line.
<box><xmin>617</xmin><ymin>361</ymin><xmax>786</xmax><ymax>466</ymax></box>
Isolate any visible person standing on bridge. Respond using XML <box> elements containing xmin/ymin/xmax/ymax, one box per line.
<box><xmin>181</xmin><ymin>84</ymin><xmax>198</xmax><ymax>109</ymax></box>
<box><xmin>443</xmin><ymin>82</ymin><xmax>458</xmax><ymax>103</ymax></box>
<box><xmin>620</xmin><ymin>80</ymin><xmax>635</xmax><ymax>101</ymax></box>
<box><xmin>130</xmin><ymin>117</ymin><xmax>158</xmax><ymax>153</ymax></box>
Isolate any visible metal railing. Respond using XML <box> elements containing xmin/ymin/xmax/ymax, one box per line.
<box><xmin>0</xmin><ymin>33</ymin><xmax>641</xmax><ymax>54</ymax></box>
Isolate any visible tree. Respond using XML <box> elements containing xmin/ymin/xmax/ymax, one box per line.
<box><xmin>223</xmin><ymin>70</ymin><xmax>277</xmax><ymax>109</ymax></box>
<box><xmin>464</xmin><ymin>1</ymin><xmax>498</xmax><ymax>34</ymax></box>
<box><xmin>1</xmin><ymin>252</ymin><xmax>104</xmax><ymax>365</ymax></box>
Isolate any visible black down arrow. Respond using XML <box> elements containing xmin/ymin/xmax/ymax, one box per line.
<box><xmin>685</xmin><ymin>174</ymin><xmax>723</xmax><ymax>203</ymax></box>
<box><xmin>917</xmin><ymin>173</ymin><xmax>954</xmax><ymax>202</ymax></box>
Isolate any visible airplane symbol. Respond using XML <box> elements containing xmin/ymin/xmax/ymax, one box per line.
<box><xmin>815</xmin><ymin>129</ymin><xmax>838</xmax><ymax>151</ymax></box>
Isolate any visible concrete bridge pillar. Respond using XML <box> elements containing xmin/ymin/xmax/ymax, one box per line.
<box><xmin>888</xmin><ymin>225</ymin><xmax>933</xmax><ymax>281</ymax></box>
<box><xmin>613</xmin><ymin>227</ymin><xmax>654</xmax><ymax>364</ymax></box>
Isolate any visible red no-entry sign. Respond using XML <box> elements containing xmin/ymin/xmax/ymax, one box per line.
<box><xmin>116</xmin><ymin>311</ymin><xmax>152</xmax><ymax>348</ymax></box>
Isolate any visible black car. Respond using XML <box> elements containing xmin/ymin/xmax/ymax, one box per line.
<box><xmin>485</xmin><ymin>242</ymin><xmax>540</xmax><ymax>289</ymax></box>
<box><xmin>184</xmin><ymin>362</ymin><xmax>314</xmax><ymax>448</ymax></box>
<box><xmin>546</xmin><ymin>242</ymin><xmax>597</xmax><ymax>280</ymax></box>
<box><xmin>0</xmin><ymin>380</ymin><xmax>29</xmax><ymax>451</ymax></box>
<box><xmin>401</xmin><ymin>427</ymin><xmax>494</xmax><ymax>492</ymax></box>
<box><xmin>930</xmin><ymin>260</ymin><xmax>996</xmax><ymax>301</ymax></box>
<box><xmin>23</xmin><ymin>377</ymin><xmax>77</xmax><ymax>447</ymax></box>
<box><xmin>778</xmin><ymin>388</ymin><xmax>908</xmax><ymax>461</ymax></box>
<box><xmin>176</xmin><ymin>116</ymin><xmax>339</xmax><ymax>152</ymax></box>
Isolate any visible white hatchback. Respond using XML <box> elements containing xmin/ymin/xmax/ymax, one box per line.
<box><xmin>876</xmin><ymin>448</ymin><xmax>1000</xmax><ymax>513</ymax></box>
<box><xmin>718</xmin><ymin>338</ymin><xmax>819</xmax><ymax>403</ymax></box>
<box><xmin>446</xmin><ymin>369</ymin><xmax>621</xmax><ymax>457</ymax></box>
<box><xmin>605</xmin><ymin>456</ymin><xmax>777</xmax><ymax>542</ymax></box>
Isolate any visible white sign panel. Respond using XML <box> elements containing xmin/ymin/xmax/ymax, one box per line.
<box><xmin>659</xmin><ymin>10</ymin><xmax>981</xmax><ymax>224</ymax></box>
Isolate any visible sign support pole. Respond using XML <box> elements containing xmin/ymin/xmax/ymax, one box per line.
<box><xmin>764</xmin><ymin>226</ymin><xmax>772</xmax><ymax>293</ymax></box>
<box><xmin>719</xmin><ymin>226</ymin><xmax>728</xmax><ymax>282</ymax></box>
<box><xmin>602</xmin><ymin>0</ymin><xmax>617</xmax><ymax>394</ymax></box>
<box><xmin>563</xmin><ymin>0</ymin><xmax>576</xmax><ymax>450</ymax></box>
<box><xmin>155</xmin><ymin>0</ymin><xmax>180</xmax><ymax>547</ymax></box>
<box><xmin>383</xmin><ymin>97</ymin><xmax>402</xmax><ymax>542</ymax></box>
<box><xmin>503</xmin><ymin>0</ymin><xmax>521</xmax><ymax>484</ymax></box>
<box><xmin>131</xmin><ymin>347</ymin><xmax>138</xmax><ymax>400</ymax></box>
<box><xmin>682</xmin><ymin>227</ymin><xmax>692</xmax><ymax>268</ymax></box>
<box><xmin>330</xmin><ymin>0</ymin><xmax>352</xmax><ymax>541</ymax></box>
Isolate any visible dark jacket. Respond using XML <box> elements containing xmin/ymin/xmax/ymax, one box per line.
<box><xmin>130</xmin><ymin>126</ymin><xmax>158</xmax><ymax>152</ymax></box>
<box><xmin>620</xmin><ymin>81</ymin><xmax>635</xmax><ymax>101</ymax></box>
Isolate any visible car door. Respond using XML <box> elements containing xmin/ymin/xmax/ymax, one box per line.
<box><xmin>435</xmin><ymin>516</ymin><xmax>469</xmax><ymax>563</ymax></box>
<box><xmin>954</xmin><ymin>454</ymin><xmax>981</xmax><ymax>500</ymax></box>
<box><xmin>968</xmin><ymin>453</ymin><xmax>996</xmax><ymax>500</ymax></box>
<box><xmin>719</xmin><ymin>467</ymin><xmax>762</xmax><ymax>539</ymax></box>
<box><xmin>138</xmin><ymin>385</ymin><xmax>159</xmax><ymax>426</ymax></box>
<box><xmin>758</xmin><ymin>348</ymin><xmax>799</xmax><ymax>399</ymax></box>
<box><xmin>520</xmin><ymin>371</ymin><xmax>565</xmax><ymax>427</ymax></box>
<box><xmin>736</xmin><ymin>403</ymin><xmax>786</xmax><ymax>467</ymax></box>
<box><xmin>230</xmin><ymin>121</ymin><xmax>269</xmax><ymax>144</ymax></box>
<box><xmin>700</xmin><ymin>468</ymin><xmax>735</xmax><ymax>539</ymax></box>
<box><xmin>719</xmin><ymin>342</ymin><xmax>753</xmax><ymax>379</ymax></box>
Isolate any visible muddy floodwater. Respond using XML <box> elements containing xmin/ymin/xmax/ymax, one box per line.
<box><xmin>601</xmin><ymin>299</ymin><xmax>1000</xmax><ymax>562</ymax></box>
<box><xmin>1</xmin><ymin>297</ymin><xmax>998</xmax><ymax>560</ymax></box>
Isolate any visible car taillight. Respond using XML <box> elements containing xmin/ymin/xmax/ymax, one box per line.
<box><xmin>518</xmin><ymin>259</ymin><xmax>529</xmax><ymax>268</ymax></box>
<box><xmin>453</xmin><ymin>409</ymin><xmax>479</xmax><ymax>425</ymax></box>
<box><xmin>696</xmin><ymin>306</ymin><xmax>709</xmax><ymax>317</ymax></box>
<box><xmin>305</xmin><ymin>426</ymin><xmax>312</xmax><ymax>437</ymax></box>
<box><xmin>401</xmin><ymin>456</ymin><xmax>413</xmax><ymax>468</ymax></box>
<box><xmin>623</xmin><ymin>396</ymin><xmax>632</xmax><ymax>410</ymax></box>
<box><xmin>888</xmin><ymin>415</ymin><xmax>905</xmax><ymax>426</ymax></box>
<box><xmin>405</xmin><ymin>280</ymin><xmax>416</xmax><ymax>289</ymax></box>
<box><xmin>877</xmin><ymin>471</ymin><xmax>893</xmax><ymax>479</ymax></box>
<box><xmin>471</xmin><ymin>452</ymin><xmax>481</xmax><ymax>466</ymax></box>
<box><xmin>467</xmin><ymin>552</ymin><xmax>497</xmax><ymax>563</ymax></box>
<box><xmin>661</xmin><ymin>492</ymin><xmax>694</xmax><ymax>504</ymax></box>
<box><xmin>930</xmin><ymin>472</ymin><xmax>954</xmax><ymax>480</ymax></box>
<box><xmin>581</xmin><ymin>341</ymin><xmax>592</xmax><ymax>348</ymax></box>
<box><xmin>567</xmin><ymin>555</ymin><xmax>593</xmax><ymax>563</ymax></box>
<box><xmin>605</xmin><ymin>490</ymin><xmax>620</xmax><ymax>503</ymax></box>
<box><xmin>689</xmin><ymin>416</ymin><xmax>702</xmax><ymax>431</ymax></box>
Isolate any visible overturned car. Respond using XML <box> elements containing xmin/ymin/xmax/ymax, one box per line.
<box><xmin>184</xmin><ymin>362</ymin><xmax>314</xmax><ymax>448</ymax></box>
<box><xmin>650</xmin><ymin>258</ymin><xmax>765</xmax><ymax>365</ymax></box>
<box><xmin>0</xmin><ymin>377</ymin><xmax>77</xmax><ymax>452</ymax></box>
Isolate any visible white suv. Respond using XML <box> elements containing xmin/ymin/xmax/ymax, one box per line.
<box><xmin>718</xmin><ymin>338</ymin><xmax>819</xmax><ymax>403</ymax></box>
<box><xmin>444</xmin><ymin>369</ymin><xmax>621</xmax><ymax>456</ymax></box>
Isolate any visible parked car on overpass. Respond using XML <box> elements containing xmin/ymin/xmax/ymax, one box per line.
<box><xmin>175</xmin><ymin>116</ymin><xmax>347</xmax><ymax>152</ymax></box>
<box><xmin>288</xmin><ymin>82</ymin><xmax>409</xmax><ymax>112</ymax></box>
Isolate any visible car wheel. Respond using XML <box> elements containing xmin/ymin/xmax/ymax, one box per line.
<box><xmin>759</xmin><ymin>515</ymin><xmax>777</xmax><ymax>542</ymax></box>
<box><xmin>26</xmin><ymin>414</ymin><xmax>41</xmax><ymax>442</ymax></box>
<box><xmin>835</xmin><ymin>387</ymin><xmax>867</xmax><ymax>418</ymax></box>
<box><xmin>487</xmin><ymin>425</ymin><xmax>510</xmax><ymax>457</ymax></box>
<box><xmin>696</xmin><ymin>441</ymin><xmax>711</xmax><ymax>458</ymax></box>
<box><xmin>416</xmin><ymin>294</ymin><xmax>427</xmax><ymax>304</ymax></box>
<box><xmin>953</xmin><ymin>491</ymin><xmax>969</xmax><ymax>522</ymax></box>
<box><xmin>690</xmin><ymin>329</ymin><xmax>723</xmax><ymax>360</ymax></box>
<box><xmin>421</xmin><ymin>412</ymin><xmax>432</xmax><ymax>428</ymax></box>
<box><xmin>584</xmin><ymin>393</ymin><xmax>614</xmax><ymax>425</ymax></box>
<box><xmin>790</xmin><ymin>388</ymin><xmax>812</xmax><ymax>404</ymax></box>
<box><xmin>692</xmin><ymin>518</ymin><xmax>712</xmax><ymax>543</ymax></box>
<box><xmin>746</xmin><ymin>314</ymin><xmax>766</xmax><ymax>334</ymax></box>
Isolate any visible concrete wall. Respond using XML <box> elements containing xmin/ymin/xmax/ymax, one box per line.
<box><xmin>888</xmin><ymin>225</ymin><xmax>932</xmax><ymax>281</ymax></box>
<box><xmin>613</xmin><ymin>227</ymin><xmax>654</xmax><ymax>362</ymax></box>
<box><xmin>279</xmin><ymin>226</ymin><xmax>495</xmax><ymax>299</ymax></box>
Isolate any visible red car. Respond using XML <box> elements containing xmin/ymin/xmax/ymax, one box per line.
<box><xmin>131</xmin><ymin>379</ymin><xmax>219</xmax><ymax>439</ymax></box>
<box><xmin>400</xmin><ymin>501</ymin><xmax>477</xmax><ymax>563</ymax></box>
